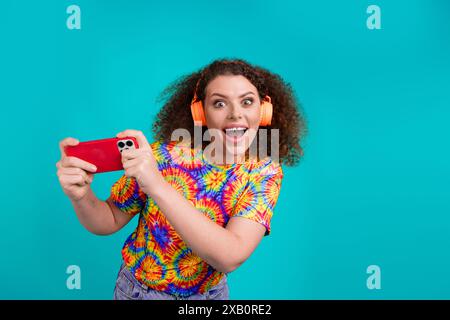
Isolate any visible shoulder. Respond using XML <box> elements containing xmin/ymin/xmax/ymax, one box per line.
<box><xmin>149</xmin><ymin>139</ymin><xmax>202</xmax><ymax>169</ymax></box>
<box><xmin>247</xmin><ymin>156</ymin><xmax>284</xmax><ymax>182</ymax></box>
<box><xmin>149</xmin><ymin>139</ymin><xmax>176</xmax><ymax>164</ymax></box>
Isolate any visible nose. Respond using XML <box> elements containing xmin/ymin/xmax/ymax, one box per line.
<box><xmin>227</xmin><ymin>103</ymin><xmax>243</xmax><ymax>120</ymax></box>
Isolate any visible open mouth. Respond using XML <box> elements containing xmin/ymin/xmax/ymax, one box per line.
<box><xmin>222</xmin><ymin>127</ymin><xmax>248</xmax><ymax>138</ymax></box>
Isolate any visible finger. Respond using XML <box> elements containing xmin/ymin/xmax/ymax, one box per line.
<box><xmin>59</xmin><ymin>167</ymin><xmax>87</xmax><ymax>175</ymax></box>
<box><xmin>86</xmin><ymin>173</ymin><xmax>94</xmax><ymax>184</ymax></box>
<box><xmin>122</xmin><ymin>157</ymin><xmax>141</xmax><ymax>170</ymax></box>
<box><xmin>57</xmin><ymin>167</ymin><xmax>89</xmax><ymax>179</ymax></box>
<box><xmin>59</xmin><ymin>137</ymin><xmax>79</xmax><ymax>158</ymax></box>
<box><xmin>60</xmin><ymin>174</ymin><xmax>86</xmax><ymax>186</ymax></box>
<box><xmin>121</xmin><ymin>148</ymin><xmax>139</xmax><ymax>160</ymax></box>
<box><xmin>116</xmin><ymin>130</ymin><xmax>150</xmax><ymax>150</ymax></box>
<box><xmin>62</xmin><ymin>156</ymin><xmax>97</xmax><ymax>173</ymax></box>
<box><xmin>60</xmin><ymin>174</ymin><xmax>91</xmax><ymax>186</ymax></box>
<box><xmin>124</xmin><ymin>167</ymin><xmax>138</xmax><ymax>179</ymax></box>
<box><xmin>120</xmin><ymin>148</ymin><xmax>150</xmax><ymax>161</ymax></box>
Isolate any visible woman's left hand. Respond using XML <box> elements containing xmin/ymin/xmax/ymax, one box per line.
<box><xmin>117</xmin><ymin>129</ymin><xmax>164</xmax><ymax>196</ymax></box>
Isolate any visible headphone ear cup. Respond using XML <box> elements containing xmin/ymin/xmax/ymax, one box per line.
<box><xmin>190</xmin><ymin>100</ymin><xmax>207</xmax><ymax>126</ymax></box>
<box><xmin>259</xmin><ymin>96</ymin><xmax>273</xmax><ymax>126</ymax></box>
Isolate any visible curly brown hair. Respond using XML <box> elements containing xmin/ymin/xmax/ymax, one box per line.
<box><xmin>152</xmin><ymin>58</ymin><xmax>308</xmax><ymax>166</ymax></box>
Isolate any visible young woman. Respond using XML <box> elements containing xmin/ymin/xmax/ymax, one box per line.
<box><xmin>56</xmin><ymin>58</ymin><xmax>308</xmax><ymax>300</ymax></box>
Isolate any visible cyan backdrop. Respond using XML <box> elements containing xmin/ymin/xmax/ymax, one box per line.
<box><xmin>1</xmin><ymin>0</ymin><xmax>449</xmax><ymax>299</ymax></box>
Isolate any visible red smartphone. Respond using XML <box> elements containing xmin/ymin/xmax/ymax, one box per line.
<box><xmin>64</xmin><ymin>137</ymin><xmax>139</xmax><ymax>173</ymax></box>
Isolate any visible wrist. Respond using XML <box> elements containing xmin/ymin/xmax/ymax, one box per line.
<box><xmin>143</xmin><ymin>174</ymin><xmax>168</xmax><ymax>198</ymax></box>
<box><xmin>70</xmin><ymin>187</ymin><xmax>93</xmax><ymax>205</ymax></box>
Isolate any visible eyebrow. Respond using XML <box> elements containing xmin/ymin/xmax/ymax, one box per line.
<box><xmin>210</xmin><ymin>91</ymin><xmax>255</xmax><ymax>99</ymax></box>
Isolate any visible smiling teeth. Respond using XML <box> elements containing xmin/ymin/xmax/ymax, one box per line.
<box><xmin>224</xmin><ymin>127</ymin><xmax>247</xmax><ymax>132</ymax></box>
<box><xmin>225</xmin><ymin>127</ymin><xmax>247</xmax><ymax>137</ymax></box>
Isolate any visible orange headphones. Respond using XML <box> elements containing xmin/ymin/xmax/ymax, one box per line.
<box><xmin>190</xmin><ymin>79</ymin><xmax>273</xmax><ymax>127</ymax></box>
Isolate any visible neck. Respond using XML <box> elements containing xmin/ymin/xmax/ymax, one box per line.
<box><xmin>202</xmin><ymin>145</ymin><xmax>245</xmax><ymax>165</ymax></box>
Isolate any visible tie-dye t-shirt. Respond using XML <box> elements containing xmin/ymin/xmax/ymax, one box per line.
<box><xmin>110</xmin><ymin>139</ymin><xmax>284</xmax><ymax>298</ymax></box>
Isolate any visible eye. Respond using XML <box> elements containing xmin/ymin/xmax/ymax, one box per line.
<box><xmin>243</xmin><ymin>98</ymin><xmax>253</xmax><ymax>105</ymax></box>
<box><xmin>213</xmin><ymin>100</ymin><xmax>226</xmax><ymax>108</ymax></box>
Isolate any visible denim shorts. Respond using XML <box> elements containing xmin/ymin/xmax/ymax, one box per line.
<box><xmin>113</xmin><ymin>263</ymin><xmax>230</xmax><ymax>300</ymax></box>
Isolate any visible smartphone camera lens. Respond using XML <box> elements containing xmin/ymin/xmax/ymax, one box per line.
<box><xmin>126</xmin><ymin>140</ymin><xmax>133</xmax><ymax>147</ymax></box>
<box><xmin>118</xmin><ymin>141</ymin><xmax>125</xmax><ymax>148</ymax></box>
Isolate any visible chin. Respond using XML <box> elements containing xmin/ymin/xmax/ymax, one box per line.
<box><xmin>223</xmin><ymin>138</ymin><xmax>255</xmax><ymax>161</ymax></box>
<box><xmin>224</xmin><ymin>145</ymin><xmax>247</xmax><ymax>158</ymax></box>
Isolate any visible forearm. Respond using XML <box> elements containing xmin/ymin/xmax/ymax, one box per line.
<box><xmin>71</xmin><ymin>187</ymin><xmax>117</xmax><ymax>235</ymax></box>
<box><xmin>150</xmin><ymin>178</ymin><xmax>242</xmax><ymax>274</ymax></box>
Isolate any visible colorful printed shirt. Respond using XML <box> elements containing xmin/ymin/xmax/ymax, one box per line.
<box><xmin>110</xmin><ymin>139</ymin><xmax>284</xmax><ymax>298</ymax></box>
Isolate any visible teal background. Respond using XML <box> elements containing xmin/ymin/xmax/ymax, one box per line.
<box><xmin>1</xmin><ymin>0</ymin><xmax>449</xmax><ymax>299</ymax></box>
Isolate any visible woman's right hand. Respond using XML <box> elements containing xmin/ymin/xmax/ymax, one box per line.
<box><xmin>56</xmin><ymin>137</ymin><xmax>98</xmax><ymax>202</ymax></box>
